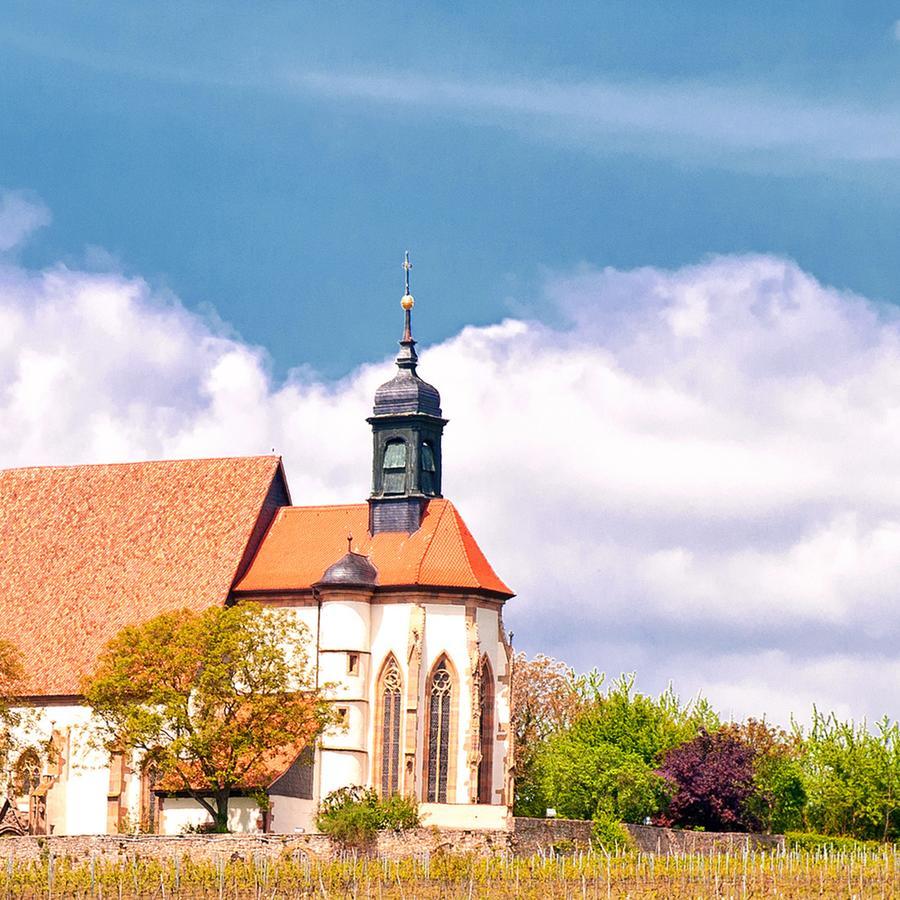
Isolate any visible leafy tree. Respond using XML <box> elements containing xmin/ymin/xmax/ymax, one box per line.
<box><xmin>532</xmin><ymin>674</ymin><xmax>717</xmax><ymax>823</ymax></box>
<box><xmin>511</xmin><ymin>653</ymin><xmax>584</xmax><ymax>815</ymax></box>
<box><xmin>800</xmin><ymin>710</ymin><xmax>900</xmax><ymax>841</ymax></box>
<box><xmin>83</xmin><ymin>604</ymin><xmax>330</xmax><ymax>832</ymax></box>
<box><xmin>657</xmin><ymin>728</ymin><xmax>758</xmax><ymax>831</ymax></box>
<box><xmin>537</xmin><ymin>732</ymin><xmax>669</xmax><ymax>822</ymax></box>
<box><xmin>732</xmin><ymin>719</ymin><xmax>806</xmax><ymax>834</ymax></box>
<box><xmin>0</xmin><ymin>640</ymin><xmax>24</xmax><ymax>780</ymax></box>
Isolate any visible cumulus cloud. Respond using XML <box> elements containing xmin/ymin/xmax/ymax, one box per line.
<box><xmin>2</xmin><ymin>243</ymin><xmax>900</xmax><ymax>725</ymax></box>
<box><xmin>0</xmin><ymin>190</ymin><xmax>51</xmax><ymax>251</ymax></box>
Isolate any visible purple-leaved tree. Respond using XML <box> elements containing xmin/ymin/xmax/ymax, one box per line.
<box><xmin>656</xmin><ymin>729</ymin><xmax>759</xmax><ymax>832</ymax></box>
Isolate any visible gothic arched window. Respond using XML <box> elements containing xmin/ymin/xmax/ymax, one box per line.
<box><xmin>378</xmin><ymin>657</ymin><xmax>403</xmax><ymax>796</ymax></box>
<box><xmin>13</xmin><ymin>749</ymin><xmax>40</xmax><ymax>799</ymax></box>
<box><xmin>420</xmin><ymin>441</ymin><xmax>437</xmax><ymax>495</ymax></box>
<box><xmin>426</xmin><ymin>657</ymin><xmax>454</xmax><ymax>803</ymax></box>
<box><xmin>382</xmin><ymin>440</ymin><xmax>407</xmax><ymax>495</ymax></box>
<box><xmin>477</xmin><ymin>656</ymin><xmax>495</xmax><ymax>804</ymax></box>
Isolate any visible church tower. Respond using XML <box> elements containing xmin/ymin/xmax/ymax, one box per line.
<box><xmin>368</xmin><ymin>253</ymin><xmax>447</xmax><ymax>535</ymax></box>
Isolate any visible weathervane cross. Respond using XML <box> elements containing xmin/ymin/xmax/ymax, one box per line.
<box><xmin>403</xmin><ymin>250</ymin><xmax>412</xmax><ymax>295</ymax></box>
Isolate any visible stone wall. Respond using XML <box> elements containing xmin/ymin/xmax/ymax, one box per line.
<box><xmin>624</xmin><ymin>824</ymin><xmax>785</xmax><ymax>854</ymax></box>
<box><xmin>511</xmin><ymin>817</ymin><xmax>593</xmax><ymax>853</ymax></box>
<box><xmin>511</xmin><ymin>818</ymin><xmax>785</xmax><ymax>855</ymax></box>
<box><xmin>0</xmin><ymin>821</ymin><xmax>784</xmax><ymax>863</ymax></box>
<box><xmin>0</xmin><ymin>829</ymin><xmax>510</xmax><ymax>864</ymax></box>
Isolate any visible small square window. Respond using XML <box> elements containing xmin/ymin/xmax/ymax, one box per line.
<box><xmin>347</xmin><ymin>652</ymin><xmax>360</xmax><ymax>675</ymax></box>
<box><xmin>336</xmin><ymin>706</ymin><xmax>349</xmax><ymax>726</ymax></box>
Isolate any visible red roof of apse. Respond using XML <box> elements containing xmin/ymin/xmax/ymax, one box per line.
<box><xmin>235</xmin><ymin>499</ymin><xmax>513</xmax><ymax>597</ymax></box>
<box><xmin>0</xmin><ymin>456</ymin><xmax>283</xmax><ymax>697</ymax></box>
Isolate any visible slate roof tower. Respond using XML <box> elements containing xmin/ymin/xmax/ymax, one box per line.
<box><xmin>368</xmin><ymin>252</ymin><xmax>447</xmax><ymax>534</ymax></box>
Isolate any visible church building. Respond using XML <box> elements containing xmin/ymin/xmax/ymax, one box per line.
<box><xmin>0</xmin><ymin>259</ymin><xmax>515</xmax><ymax>835</ymax></box>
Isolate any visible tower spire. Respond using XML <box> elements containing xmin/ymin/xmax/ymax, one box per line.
<box><xmin>368</xmin><ymin>251</ymin><xmax>447</xmax><ymax>534</ymax></box>
<box><xmin>397</xmin><ymin>251</ymin><xmax>418</xmax><ymax>372</ymax></box>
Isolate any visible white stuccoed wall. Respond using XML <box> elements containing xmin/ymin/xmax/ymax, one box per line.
<box><xmin>476</xmin><ymin>605</ymin><xmax>512</xmax><ymax>805</ymax></box>
<box><xmin>10</xmin><ymin>704</ymin><xmax>109</xmax><ymax>835</ymax></box>
<box><xmin>160</xmin><ymin>797</ymin><xmax>264</xmax><ymax>835</ymax></box>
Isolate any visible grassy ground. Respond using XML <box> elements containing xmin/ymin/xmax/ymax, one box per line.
<box><xmin>1</xmin><ymin>846</ymin><xmax>898</xmax><ymax>898</ymax></box>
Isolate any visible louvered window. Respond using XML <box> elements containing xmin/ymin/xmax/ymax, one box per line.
<box><xmin>420</xmin><ymin>441</ymin><xmax>437</xmax><ymax>495</ymax></box>
<box><xmin>382</xmin><ymin>440</ymin><xmax>407</xmax><ymax>494</ymax></box>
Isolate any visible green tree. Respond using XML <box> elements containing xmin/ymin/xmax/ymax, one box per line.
<box><xmin>801</xmin><ymin>710</ymin><xmax>900</xmax><ymax>841</ymax></box>
<box><xmin>511</xmin><ymin>653</ymin><xmax>584</xmax><ymax>816</ymax></box>
<box><xmin>83</xmin><ymin>604</ymin><xmax>331</xmax><ymax>832</ymax></box>
<box><xmin>533</xmin><ymin>674</ymin><xmax>717</xmax><ymax>823</ymax></box>
<box><xmin>733</xmin><ymin>720</ymin><xmax>806</xmax><ymax>834</ymax></box>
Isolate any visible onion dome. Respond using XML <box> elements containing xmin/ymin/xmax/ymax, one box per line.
<box><xmin>317</xmin><ymin>550</ymin><xmax>378</xmax><ymax>588</ymax></box>
<box><xmin>373</xmin><ymin>369</ymin><xmax>442</xmax><ymax>417</ymax></box>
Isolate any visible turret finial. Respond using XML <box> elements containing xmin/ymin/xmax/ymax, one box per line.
<box><xmin>396</xmin><ymin>251</ymin><xmax>418</xmax><ymax>371</ymax></box>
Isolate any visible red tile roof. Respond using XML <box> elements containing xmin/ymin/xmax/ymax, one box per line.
<box><xmin>156</xmin><ymin>742</ymin><xmax>312</xmax><ymax>794</ymax></box>
<box><xmin>235</xmin><ymin>499</ymin><xmax>513</xmax><ymax>597</ymax></box>
<box><xmin>0</xmin><ymin>456</ymin><xmax>283</xmax><ymax>697</ymax></box>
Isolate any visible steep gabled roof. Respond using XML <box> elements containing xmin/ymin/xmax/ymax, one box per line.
<box><xmin>234</xmin><ymin>499</ymin><xmax>513</xmax><ymax>597</ymax></box>
<box><xmin>0</xmin><ymin>456</ymin><xmax>285</xmax><ymax>697</ymax></box>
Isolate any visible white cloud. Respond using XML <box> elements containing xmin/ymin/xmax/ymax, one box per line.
<box><xmin>0</xmin><ymin>190</ymin><xmax>51</xmax><ymax>251</ymax></box>
<box><xmin>4</xmin><ymin>244</ymin><xmax>900</xmax><ymax>725</ymax></box>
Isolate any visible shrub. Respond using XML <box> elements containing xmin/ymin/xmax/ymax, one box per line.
<box><xmin>315</xmin><ymin>785</ymin><xmax>419</xmax><ymax>843</ymax></box>
<box><xmin>592</xmin><ymin>811</ymin><xmax>632</xmax><ymax>850</ymax></box>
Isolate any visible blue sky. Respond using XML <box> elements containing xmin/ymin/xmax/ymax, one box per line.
<box><xmin>5</xmin><ymin>4</ymin><xmax>900</xmax><ymax>719</ymax></box>
<box><xmin>3</xmin><ymin>2</ymin><xmax>900</xmax><ymax>378</ymax></box>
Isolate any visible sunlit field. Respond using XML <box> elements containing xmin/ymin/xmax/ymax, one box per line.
<box><xmin>1</xmin><ymin>846</ymin><xmax>898</xmax><ymax>899</ymax></box>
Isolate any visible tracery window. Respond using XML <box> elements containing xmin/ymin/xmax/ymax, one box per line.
<box><xmin>420</xmin><ymin>441</ymin><xmax>437</xmax><ymax>495</ymax></box>
<box><xmin>13</xmin><ymin>749</ymin><xmax>40</xmax><ymax>798</ymax></box>
<box><xmin>382</xmin><ymin>440</ymin><xmax>407</xmax><ymax>495</ymax></box>
<box><xmin>139</xmin><ymin>759</ymin><xmax>160</xmax><ymax>834</ymax></box>
<box><xmin>426</xmin><ymin>658</ymin><xmax>453</xmax><ymax>803</ymax></box>
<box><xmin>379</xmin><ymin>657</ymin><xmax>403</xmax><ymax>796</ymax></box>
<box><xmin>477</xmin><ymin>657</ymin><xmax>495</xmax><ymax>804</ymax></box>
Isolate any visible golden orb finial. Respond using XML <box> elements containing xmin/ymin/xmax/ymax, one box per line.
<box><xmin>401</xmin><ymin>293</ymin><xmax>415</xmax><ymax>310</ymax></box>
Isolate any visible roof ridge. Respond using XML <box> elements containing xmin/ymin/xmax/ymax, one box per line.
<box><xmin>282</xmin><ymin>503</ymin><xmax>368</xmax><ymax>512</ymax></box>
<box><xmin>0</xmin><ymin>454</ymin><xmax>281</xmax><ymax>475</ymax></box>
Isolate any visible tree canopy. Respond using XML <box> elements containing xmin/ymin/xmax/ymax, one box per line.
<box><xmin>511</xmin><ymin>655</ymin><xmax>900</xmax><ymax>843</ymax></box>
<box><xmin>83</xmin><ymin>603</ymin><xmax>330</xmax><ymax>832</ymax></box>
<box><xmin>518</xmin><ymin>671</ymin><xmax>717</xmax><ymax>822</ymax></box>
<box><xmin>0</xmin><ymin>640</ymin><xmax>24</xmax><ymax>782</ymax></box>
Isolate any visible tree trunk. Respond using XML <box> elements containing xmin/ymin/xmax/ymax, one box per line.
<box><xmin>214</xmin><ymin>790</ymin><xmax>230</xmax><ymax>833</ymax></box>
